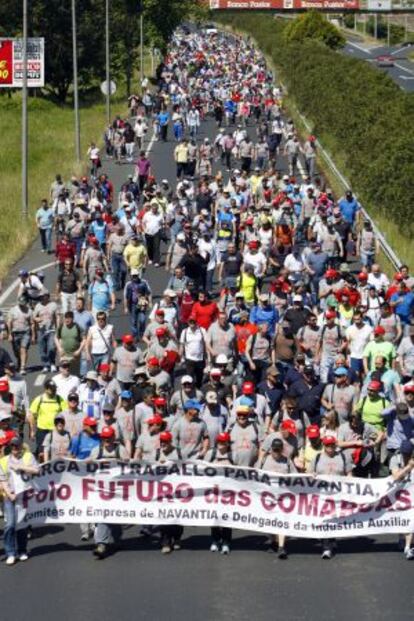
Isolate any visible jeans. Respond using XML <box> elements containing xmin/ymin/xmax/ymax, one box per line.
<box><xmin>94</xmin><ymin>523</ymin><xmax>122</xmax><ymax>545</ymax></box>
<box><xmin>319</xmin><ymin>355</ymin><xmax>335</xmax><ymax>384</ymax></box>
<box><xmin>60</xmin><ymin>292</ymin><xmax>77</xmax><ymax>314</ymax></box>
<box><xmin>360</xmin><ymin>250</ymin><xmax>375</xmax><ymax>269</ymax></box>
<box><xmin>129</xmin><ymin>306</ymin><xmax>147</xmax><ymax>338</ymax></box>
<box><xmin>125</xmin><ymin>142</ymin><xmax>134</xmax><ymax>161</ymax></box>
<box><xmin>305</xmin><ymin>156</ymin><xmax>316</xmax><ymax>178</ymax></box>
<box><xmin>111</xmin><ymin>253</ymin><xmax>127</xmax><ymax>290</ymax></box>
<box><xmin>206</xmin><ymin>268</ymin><xmax>215</xmax><ymax>294</ymax></box>
<box><xmin>39</xmin><ymin>227</ymin><xmax>52</xmax><ymax>252</ymax></box>
<box><xmin>3</xmin><ymin>499</ymin><xmax>28</xmax><ymax>557</ymax></box>
<box><xmin>38</xmin><ymin>328</ymin><xmax>56</xmax><ymax>367</ymax></box>
<box><xmin>91</xmin><ymin>353</ymin><xmax>110</xmax><ymax>370</ymax></box>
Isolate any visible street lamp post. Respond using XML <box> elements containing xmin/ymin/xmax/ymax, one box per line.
<box><xmin>22</xmin><ymin>0</ymin><xmax>28</xmax><ymax>218</ymax></box>
<box><xmin>140</xmin><ymin>10</ymin><xmax>144</xmax><ymax>92</ymax></box>
<box><xmin>71</xmin><ymin>0</ymin><xmax>81</xmax><ymax>162</ymax></box>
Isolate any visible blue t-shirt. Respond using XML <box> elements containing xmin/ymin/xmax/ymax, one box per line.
<box><xmin>74</xmin><ymin>310</ymin><xmax>94</xmax><ymax>333</ymax></box>
<box><xmin>88</xmin><ymin>278</ymin><xmax>114</xmax><ymax>311</ymax></box>
<box><xmin>338</xmin><ymin>197</ymin><xmax>360</xmax><ymax>224</ymax></box>
<box><xmin>390</xmin><ymin>291</ymin><xmax>414</xmax><ymax>324</ymax></box>
<box><xmin>36</xmin><ymin>207</ymin><xmax>54</xmax><ymax>229</ymax></box>
<box><xmin>90</xmin><ymin>220</ymin><xmax>107</xmax><ymax>245</ymax></box>
<box><xmin>158</xmin><ymin>111</ymin><xmax>170</xmax><ymax>127</ymax></box>
<box><xmin>70</xmin><ymin>432</ymin><xmax>100</xmax><ymax>459</ymax></box>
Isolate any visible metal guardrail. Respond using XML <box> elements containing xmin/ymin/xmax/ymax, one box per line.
<box><xmin>285</xmin><ymin>94</ymin><xmax>402</xmax><ymax>270</ymax></box>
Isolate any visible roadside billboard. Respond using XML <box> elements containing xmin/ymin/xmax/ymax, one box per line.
<box><xmin>0</xmin><ymin>38</ymin><xmax>45</xmax><ymax>88</ymax></box>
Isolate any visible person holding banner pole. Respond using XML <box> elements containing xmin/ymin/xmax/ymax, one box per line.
<box><xmin>390</xmin><ymin>440</ymin><xmax>414</xmax><ymax>560</ymax></box>
<box><xmin>0</xmin><ymin>436</ymin><xmax>39</xmax><ymax>566</ymax></box>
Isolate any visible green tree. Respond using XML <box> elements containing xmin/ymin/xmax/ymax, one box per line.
<box><xmin>283</xmin><ymin>11</ymin><xmax>345</xmax><ymax>50</ymax></box>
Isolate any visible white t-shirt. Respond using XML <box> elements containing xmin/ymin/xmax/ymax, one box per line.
<box><xmin>346</xmin><ymin>323</ymin><xmax>373</xmax><ymax>359</ymax></box>
<box><xmin>368</xmin><ymin>272</ymin><xmax>389</xmax><ymax>291</ymax></box>
<box><xmin>180</xmin><ymin>326</ymin><xmax>206</xmax><ymax>361</ymax></box>
<box><xmin>284</xmin><ymin>253</ymin><xmax>304</xmax><ymax>274</ymax></box>
<box><xmin>89</xmin><ymin>324</ymin><xmax>114</xmax><ymax>355</ymax></box>
<box><xmin>243</xmin><ymin>251</ymin><xmax>266</xmax><ymax>277</ymax></box>
<box><xmin>52</xmin><ymin>373</ymin><xmax>81</xmax><ymax>400</ymax></box>
<box><xmin>142</xmin><ymin>212</ymin><xmax>164</xmax><ymax>236</ymax></box>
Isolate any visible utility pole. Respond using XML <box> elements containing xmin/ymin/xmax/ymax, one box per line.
<box><xmin>22</xmin><ymin>0</ymin><xmax>28</xmax><ymax>218</ymax></box>
<box><xmin>105</xmin><ymin>0</ymin><xmax>110</xmax><ymax>125</ymax></box>
<box><xmin>374</xmin><ymin>13</ymin><xmax>378</xmax><ymax>40</ymax></box>
<box><xmin>140</xmin><ymin>11</ymin><xmax>144</xmax><ymax>92</ymax></box>
<box><xmin>71</xmin><ymin>0</ymin><xmax>81</xmax><ymax>162</ymax></box>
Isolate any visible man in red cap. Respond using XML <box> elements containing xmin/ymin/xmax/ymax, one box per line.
<box><xmin>260</xmin><ymin>418</ymin><xmax>298</xmax><ymax>463</ymax></box>
<box><xmin>363</xmin><ymin>325</ymin><xmax>397</xmax><ymax>374</ymax></box>
<box><xmin>134</xmin><ymin>415</ymin><xmax>164</xmax><ymax>461</ymax></box>
<box><xmin>205</xmin><ymin>431</ymin><xmax>234</xmax><ymax>554</ymax></box>
<box><xmin>316</xmin><ymin>310</ymin><xmax>347</xmax><ymax>383</ymax></box>
<box><xmin>147</xmin><ymin>327</ymin><xmax>179</xmax><ymax>373</ymax></box>
<box><xmin>229</xmin><ymin>405</ymin><xmax>260</xmax><ymax>466</ymax></box>
<box><xmin>243</xmin><ymin>239</ymin><xmax>267</xmax><ymax>283</ymax></box>
<box><xmin>111</xmin><ymin>334</ymin><xmax>143</xmax><ymax>390</ymax></box>
<box><xmin>88</xmin><ymin>426</ymin><xmax>129</xmax><ymax>559</ymax></box>
<box><xmin>318</xmin><ymin>268</ymin><xmax>342</xmax><ymax>308</ymax></box>
<box><xmin>146</xmin><ymin>357</ymin><xmax>171</xmax><ymax>395</ymax></box>
<box><xmin>355</xmin><ymin>380</ymin><xmax>390</xmax><ymax>431</ymax></box>
<box><xmin>309</xmin><ymin>435</ymin><xmax>352</xmax><ymax>558</ymax></box>
<box><xmin>143</xmin><ymin>307</ymin><xmax>177</xmax><ymax>347</ymax></box>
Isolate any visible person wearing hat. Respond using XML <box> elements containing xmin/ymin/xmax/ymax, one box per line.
<box><xmin>142</xmin><ymin>202</ymin><xmax>164</xmax><ymax>267</ymax></box>
<box><xmin>78</xmin><ymin>370</ymin><xmax>105</xmax><ymax>419</ymax></box>
<box><xmin>257</xmin><ymin>366</ymin><xmax>284</xmax><ymax>414</ymax></box>
<box><xmin>134</xmin><ymin>415</ymin><xmax>165</xmax><ymax>461</ymax></box>
<box><xmin>70</xmin><ymin>417</ymin><xmax>101</xmax><ymax>463</ymax></box>
<box><xmin>145</xmin><ymin>356</ymin><xmax>172</xmax><ymax>395</ymax></box>
<box><xmin>28</xmin><ymin>379</ymin><xmax>67</xmax><ymax>458</ymax></box>
<box><xmin>123</xmin><ymin>234</ymin><xmax>148</xmax><ymax>277</ymax></box>
<box><xmin>147</xmin><ymin>326</ymin><xmax>179</xmax><ymax>372</ymax></box>
<box><xmin>42</xmin><ymin>414</ymin><xmax>72</xmax><ymax>461</ymax></box>
<box><xmin>7</xmin><ymin>295</ymin><xmax>35</xmax><ymax>376</ymax></box>
<box><xmin>52</xmin><ymin>358</ymin><xmax>80</xmax><ymax>400</ymax></box>
<box><xmin>315</xmin><ymin>310</ymin><xmax>347</xmax><ymax>383</ymax></box>
<box><xmin>355</xmin><ymin>380</ymin><xmax>390</xmax><ymax>431</ymax></box>
<box><xmin>297</xmin><ymin>424</ymin><xmax>323</xmax><ymax>473</ymax></box>
<box><xmin>377</xmin><ymin>302</ymin><xmax>402</xmax><ymax>345</ymax></box>
<box><xmin>204</xmin><ymin>431</ymin><xmax>234</xmax><ymax>555</ymax></box>
<box><xmin>309</xmin><ymin>435</ymin><xmax>352</xmax><ymax>558</ymax></box>
<box><xmin>170</xmin><ymin>376</ymin><xmax>203</xmax><ymax>417</ymax></box>
<box><xmin>32</xmin><ymin>290</ymin><xmax>58</xmax><ymax>373</ymax></box>
<box><xmin>88</xmin><ymin>268</ymin><xmax>115</xmax><ymax>318</ymax></box>
<box><xmin>380</xmin><ymin>401</ymin><xmax>414</xmax><ymax>457</ymax></box>
<box><xmin>111</xmin><ymin>335</ymin><xmax>144</xmax><ymax>390</ymax></box>
<box><xmin>83</xmin><ymin>236</ymin><xmax>108</xmax><ymax>287</ymax></box>
<box><xmin>249</xmin><ymin>292</ymin><xmax>279</xmax><ymax>337</ymax></box>
<box><xmin>363</xmin><ymin>325</ymin><xmax>397</xmax><ymax>375</ymax></box>
<box><xmin>0</xmin><ymin>436</ymin><xmax>39</xmax><ymax>564</ymax></box>
<box><xmin>2</xmin><ymin>363</ymin><xmax>28</xmax><ymax>436</ymax></box>
<box><xmin>229</xmin><ymin>405</ymin><xmax>260</xmax><ymax>467</ymax></box>
<box><xmin>243</xmin><ymin>240</ymin><xmax>267</xmax><ymax>284</ymax></box>
<box><xmin>321</xmin><ymin>366</ymin><xmax>359</xmax><ymax>424</ymax></box>
<box><xmin>390</xmin><ymin>440</ymin><xmax>414</xmax><ymax>559</ymax></box>
<box><xmin>143</xmin><ymin>306</ymin><xmax>177</xmax><ymax>347</ymax></box>
<box><xmin>172</xmin><ymin>400</ymin><xmax>209</xmax><ymax>459</ymax></box>
<box><xmin>245</xmin><ymin>322</ymin><xmax>275</xmax><ymax>384</ymax></box>
<box><xmin>199</xmin><ymin>392</ymin><xmax>229</xmax><ymax>446</ymax></box>
<box><xmin>287</xmin><ymin>361</ymin><xmax>325</xmax><ymax>420</ymax></box>
<box><xmin>337</xmin><ymin>411</ymin><xmax>381</xmax><ymax>477</ymax></box>
<box><xmin>205</xmin><ymin>311</ymin><xmax>236</xmax><ymax>366</ymax></box>
<box><xmin>59</xmin><ymin>392</ymin><xmax>83</xmax><ymax>438</ymax></box>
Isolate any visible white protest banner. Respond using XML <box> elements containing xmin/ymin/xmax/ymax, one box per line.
<box><xmin>13</xmin><ymin>460</ymin><xmax>414</xmax><ymax>538</ymax></box>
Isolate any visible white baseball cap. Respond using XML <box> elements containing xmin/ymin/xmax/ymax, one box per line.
<box><xmin>216</xmin><ymin>354</ymin><xmax>229</xmax><ymax>365</ymax></box>
<box><xmin>181</xmin><ymin>375</ymin><xmax>194</xmax><ymax>384</ymax></box>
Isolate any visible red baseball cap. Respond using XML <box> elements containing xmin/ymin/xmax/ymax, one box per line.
<box><xmin>122</xmin><ymin>334</ymin><xmax>134</xmax><ymax>344</ymax></box>
<box><xmin>403</xmin><ymin>384</ymin><xmax>414</xmax><ymax>394</ymax></box>
<box><xmin>147</xmin><ymin>357</ymin><xmax>160</xmax><ymax>367</ymax></box>
<box><xmin>322</xmin><ymin>435</ymin><xmax>337</xmax><ymax>446</ymax></box>
<box><xmin>248</xmin><ymin>240</ymin><xmax>259</xmax><ymax>249</ymax></box>
<box><xmin>325</xmin><ymin>269</ymin><xmax>337</xmax><ymax>279</ymax></box>
<box><xmin>100</xmin><ymin>426</ymin><xmax>115</xmax><ymax>439</ymax></box>
<box><xmin>153</xmin><ymin>397</ymin><xmax>167</xmax><ymax>407</ymax></box>
<box><xmin>306</xmin><ymin>424</ymin><xmax>320</xmax><ymax>439</ymax></box>
<box><xmin>155</xmin><ymin>309</ymin><xmax>165</xmax><ymax>316</ymax></box>
<box><xmin>83</xmin><ymin>416</ymin><xmax>98</xmax><ymax>427</ymax></box>
<box><xmin>242</xmin><ymin>381</ymin><xmax>255</xmax><ymax>395</ymax></box>
<box><xmin>325</xmin><ymin>310</ymin><xmax>336</xmax><ymax>320</ymax></box>
<box><xmin>216</xmin><ymin>432</ymin><xmax>231</xmax><ymax>444</ymax></box>
<box><xmin>0</xmin><ymin>430</ymin><xmax>16</xmax><ymax>446</ymax></box>
<box><xmin>0</xmin><ymin>380</ymin><xmax>10</xmax><ymax>392</ymax></box>
<box><xmin>146</xmin><ymin>415</ymin><xmax>163</xmax><ymax>426</ymax></box>
<box><xmin>394</xmin><ymin>272</ymin><xmax>404</xmax><ymax>281</ymax></box>
<box><xmin>98</xmin><ymin>363</ymin><xmax>110</xmax><ymax>373</ymax></box>
<box><xmin>373</xmin><ymin>326</ymin><xmax>385</xmax><ymax>336</ymax></box>
<box><xmin>281</xmin><ymin>419</ymin><xmax>297</xmax><ymax>435</ymax></box>
<box><xmin>368</xmin><ymin>380</ymin><xmax>382</xmax><ymax>391</ymax></box>
<box><xmin>245</xmin><ymin>217</ymin><xmax>254</xmax><ymax>225</ymax></box>
<box><xmin>155</xmin><ymin>327</ymin><xmax>168</xmax><ymax>337</ymax></box>
<box><xmin>159</xmin><ymin>431</ymin><xmax>172</xmax><ymax>443</ymax></box>
<box><xmin>358</xmin><ymin>272</ymin><xmax>368</xmax><ymax>281</ymax></box>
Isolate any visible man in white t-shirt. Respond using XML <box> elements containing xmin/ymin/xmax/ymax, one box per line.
<box><xmin>179</xmin><ymin>316</ymin><xmax>207</xmax><ymax>388</ymax></box>
<box><xmin>85</xmin><ymin>311</ymin><xmax>116</xmax><ymax>370</ymax></box>
<box><xmin>367</xmin><ymin>263</ymin><xmax>389</xmax><ymax>292</ymax></box>
<box><xmin>346</xmin><ymin>311</ymin><xmax>373</xmax><ymax>378</ymax></box>
<box><xmin>53</xmin><ymin>359</ymin><xmax>80</xmax><ymax>400</ymax></box>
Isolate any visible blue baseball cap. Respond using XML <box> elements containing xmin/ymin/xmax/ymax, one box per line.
<box><xmin>120</xmin><ymin>390</ymin><xmax>133</xmax><ymax>400</ymax></box>
<box><xmin>334</xmin><ymin>367</ymin><xmax>348</xmax><ymax>377</ymax></box>
<box><xmin>183</xmin><ymin>399</ymin><xmax>201</xmax><ymax>411</ymax></box>
<box><xmin>239</xmin><ymin>396</ymin><xmax>254</xmax><ymax>407</ymax></box>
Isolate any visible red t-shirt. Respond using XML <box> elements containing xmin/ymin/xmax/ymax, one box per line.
<box><xmin>235</xmin><ymin>323</ymin><xmax>258</xmax><ymax>355</ymax></box>
<box><xmin>191</xmin><ymin>301</ymin><xmax>218</xmax><ymax>329</ymax></box>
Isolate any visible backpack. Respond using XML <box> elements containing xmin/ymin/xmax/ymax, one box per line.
<box><xmin>207</xmin><ymin>447</ymin><xmax>234</xmax><ymax>464</ymax></box>
<box><xmin>97</xmin><ymin>444</ymin><xmax>121</xmax><ymax>459</ymax></box>
<box><xmin>314</xmin><ymin>450</ymin><xmax>346</xmax><ymax>474</ymax></box>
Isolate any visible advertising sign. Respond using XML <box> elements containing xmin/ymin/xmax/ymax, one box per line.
<box><xmin>209</xmin><ymin>0</ymin><xmax>361</xmax><ymax>10</ymax></box>
<box><xmin>0</xmin><ymin>38</ymin><xmax>45</xmax><ymax>88</ymax></box>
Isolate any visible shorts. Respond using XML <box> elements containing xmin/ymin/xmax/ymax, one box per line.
<box><xmin>12</xmin><ymin>331</ymin><xmax>31</xmax><ymax>349</ymax></box>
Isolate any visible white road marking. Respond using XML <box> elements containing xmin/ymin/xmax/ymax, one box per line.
<box><xmin>399</xmin><ymin>75</ymin><xmax>414</xmax><ymax>80</ymax></box>
<box><xmin>145</xmin><ymin>132</ymin><xmax>157</xmax><ymax>157</ymax></box>
<box><xmin>35</xmin><ymin>373</ymin><xmax>46</xmax><ymax>386</ymax></box>
<box><xmin>0</xmin><ymin>260</ymin><xmax>55</xmax><ymax>306</ymax></box>
<box><xmin>395</xmin><ymin>62</ymin><xmax>414</xmax><ymax>76</ymax></box>
<box><xmin>391</xmin><ymin>45</ymin><xmax>413</xmax><ymax>56</ymax></box>
<box><xmin>346</xmin><ymin>41</ymin><xmax>372</xmax><ymax>54</ymax></box>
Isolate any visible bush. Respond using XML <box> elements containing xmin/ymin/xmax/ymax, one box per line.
<box><xmin>216</xmin><ymin>12</ymin><xmax>414</xmax><ymax>238</ymax></box>
<box><xmin>283</xmin><ymin>11</ymin><xmax>345</xmax><ymax>50</ymax></box>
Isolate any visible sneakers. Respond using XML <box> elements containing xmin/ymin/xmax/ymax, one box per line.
<box><xmin>19</xmin><ymin>553</ymin><xmax>29</xmax><ymax>562</ymax></box>
<box><xmin>405</xmin><ymin>548</ymin><xmax>414</xmax><ymax>560</ymax></box>
<box><xmin>221</xmin><ymin>544</ymin><xmax>230</xmax><ymax>555</ymax></box>
<box><xmin>161</xmin><ymin>545</ymin><xmax>172</xmax><ymax>554</ymax></box>
<box><xmin>172</xmin><ymin>540</ymin><xmax>181</xmax><ymax>551</ymax></box>
<box><xmin>278</xmin><ymin>547</ymin><xmax>288</xmax><ymax>560</ymax></box>
<box><xmin>42</xmin><ymin>366</ymin><xmax>49</xmax><ymax>373</ymax></box>
<box><xmin>210</xmin><ymin>542</ymin><xmax>219</xmax><ymax>552</ymax></box>
<box><xmin>321</xmin><ymin>549</ymin><xmax>333</xmax><ymax>560</ymax></box>
<box><xmin>80</xmin><ymin>532</ymin><xmax>90</xmax><ymax>541</ymax></box>
<box><xmin>50</xmin><ymin>364</ymin><xmax>57</xmax><ymax>372</ymax></box>
<box><xmin>20</xmin><ymin>368</ymin><xmax>26</xmax><ymax>376</ymax></box>
<box><xmin>5</xmin><ymin>556</ymin><xmax>15</xmax><ymax>566</ymax></box>
<box><xmin>93</xmin><ymin>543</ymin><xmax>107</xmax><ymax>559</ymax></box>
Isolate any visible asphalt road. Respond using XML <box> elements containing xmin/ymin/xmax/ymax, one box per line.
<box><xmin>0</xmin><ymin>64</ymin><xmax>413</xmax><ymax>621</ymax></box>
<box><xmin>342</xmin><ymin>34</ymin><xmax>414</xmax><ymax>92</ymax></box>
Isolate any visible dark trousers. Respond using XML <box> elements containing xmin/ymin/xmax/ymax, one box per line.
<box><xmin>160</xmin><ymin>125</ymin><xmax>168</xmax><ymax>142</ymax></box>
<box><xmin>111</xmin><ymin>253</ymin><xmax>127</xmax><ymax>290</ymax></box>
<box><xmin>211</xmin><ymin>527</ymin><xmax>232</xmax><ymax>545</ymax></box>
<box><xmin>160</xmin><ymin>525</ymin><xmax>183</xmax><ymax>546</ymax></box>
<box><xmin>138</xmin><ymin>175</ymin><xmax>148</xmax><ymax>192</ymax></box>
<box><xmin>145</xmin><ymin>232</ymin><xmax>161</xmax><ymax>264</ymax></box>
<box><xmin>185</xmin><ymin>359</ymin><xmax>205</xmax><ymax>388</ymax></box>
<box><xmin>176</xmin><ymin>162</ymin><xmax>187</xmax><ymax>179</ymax></box>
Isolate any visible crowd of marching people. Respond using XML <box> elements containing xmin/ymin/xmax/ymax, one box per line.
<box><xmin>1</xmin><ymin>26</ymin><xmax>414</xmax><ymax>565</ymax></box>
